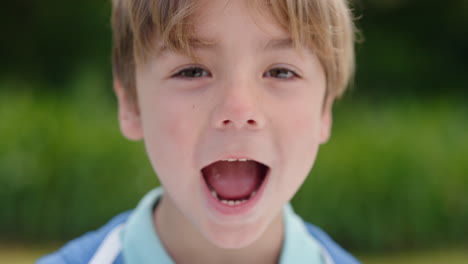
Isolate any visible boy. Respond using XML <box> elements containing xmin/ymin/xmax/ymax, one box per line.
<box><xmin>39</xmin><ymin>0</ymin><xmax>359</xmax><ymax>263</ymax></box>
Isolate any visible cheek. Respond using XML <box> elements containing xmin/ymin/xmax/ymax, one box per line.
<box><xmin>292</xmin><ymin>113</ymin><xmax>319</xmax><ymax>134</ymax></box>
<box><xmin>288</xmin><ymin>113</ymin><xmax>322</xmax><ymax>170</ymax></box>
<box><xmin>139</xmin><ymin>95</ymin><xmax>200</xmax><ymax>174</ymax></box>
<box><xmin>279</xmin><ymin>101</ymin><xmax>323</xmax><ymax>146</ymax></box>
<box><xmin>275</xmin><ymin>100</ymin><xmax>323</xmax><ymax>187</ymax></box>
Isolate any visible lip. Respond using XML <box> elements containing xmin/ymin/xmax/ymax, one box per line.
<box><xmin>201</xmin><ymin>168</ymin><xmax>270</xmax><ymax>217</ymax></box>
<box><xmin>200</xmin><ymin>155</ymin><xmax>270</xmax><ymax>171</ymax></box>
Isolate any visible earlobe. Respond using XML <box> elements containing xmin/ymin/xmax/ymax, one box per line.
<box><xmin>319</xmin><ymin>96</ymin><xmax>334</xmax><ymax>144</ymax></box>
<box><xmin>114</xmin><ymin>79</ymin><xmax>143</xmax><ymax>141</ymax></box>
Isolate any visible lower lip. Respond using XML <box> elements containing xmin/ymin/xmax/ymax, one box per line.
<box><xmin>201</xmin><ymin>170</ymin><xmax>270</xmax><ymax>216</ymax></box>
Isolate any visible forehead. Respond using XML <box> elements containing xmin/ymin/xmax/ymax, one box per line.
<box><xmin>155</xmin><ymin>0</ymin><xmax>294</xmax><ymax>57</ymax></box>
<box><xmin>194</xmin><ymin>0</ymin><xmax>287</xmax><ymax>39</ymax></box>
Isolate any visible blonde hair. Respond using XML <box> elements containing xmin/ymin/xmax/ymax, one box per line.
<box><xmin>111</xmin><ymin>0</ymin><xmax>356</xmax><ymax>102</ymax></box>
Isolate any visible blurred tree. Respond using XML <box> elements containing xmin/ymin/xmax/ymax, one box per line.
<box><xmin>1</xmin><ymin>0</ymin><xmax>467</xmax><ymax>98</ymax></box>
<box><xmin>354</xmin><ymin>0</ymin><xmax>468</xmax><ymax>98</ymax></box>
<box><xmin>0</xmin><ymin>0</ymin><xmax>111</xmax><ymax>89</ymax></box>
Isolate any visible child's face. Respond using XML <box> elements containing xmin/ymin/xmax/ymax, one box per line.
<box><xmin>117</xmin><ymin>0</ymin><xmax>332</xmax><ymax>248</ymax></box>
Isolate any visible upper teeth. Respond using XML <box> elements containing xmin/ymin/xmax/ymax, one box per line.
<box><xmin>222</xmin><ymin>158</ymin><xmax>249</xmax><ymax>162</ymax></box>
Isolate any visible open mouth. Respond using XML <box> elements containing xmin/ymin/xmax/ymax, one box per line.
<box><xmin>201</xmin><ymin>159</ymin><xmax>269</xmax><ymax>206</ymax></box>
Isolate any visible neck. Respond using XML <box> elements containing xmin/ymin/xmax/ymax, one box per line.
<box><xmin>154</xmin><ymin>193</ymin><xmax>284</xmax><ymax>264</ymax></box>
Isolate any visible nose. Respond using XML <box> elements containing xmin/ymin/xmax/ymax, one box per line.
<box><xmin>211</xmin><ymin>80</ymin><xmax>266</xmax><ymax>130</ymax></box>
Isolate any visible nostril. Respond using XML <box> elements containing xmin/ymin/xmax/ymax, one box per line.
<box><xmin>219</xmin><ymin>119</ymin><xmax>257</xmax><ymax>128</ymax></box>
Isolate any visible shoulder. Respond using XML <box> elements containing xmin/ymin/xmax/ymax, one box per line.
<box><xmin>36</xmin><ymin>211</ymin><xmax>132</xmax><ymax>264</ymax></box>
<box><xmin>305</xmin><ymin>222</ymin><xmax>360</xmax><ymax>264</ymax></box>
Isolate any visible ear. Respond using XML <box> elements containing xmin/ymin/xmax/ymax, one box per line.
<box><xmin>319</xmin><ymin>96</ymin><xmax>334</xmax><ymax>144</ymax></box>
<box><xmin>114</xmin><ymin>79</ymin><xmax>143</xmax><ymax>141</ymax></box>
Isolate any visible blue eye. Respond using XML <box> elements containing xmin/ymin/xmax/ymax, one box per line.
<box><xmin>264</xmin><ymin>68</ymin><xmax>299</xmax><ymax>79</ymax></box>
<box><xmin>173</xmin><ymin>66</ymin><xmax>210</xmax><ymax>79</ymax></box>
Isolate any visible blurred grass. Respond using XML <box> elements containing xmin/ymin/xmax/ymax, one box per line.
<box><xmin>0</xmin><ymin>244</ymin><xmax>59</xmax><ymax>264</ymax></box>
<box><xmin>293</xmin><ymin>97</ymin><xmax>468</xmax><ymax>251</ymax></box>
<box><xmin>0</xmin><ymin>78</ymin><xmax>158</xmax><ymax>242</ymax></box>
<box><xmin>1</xmin><ymin>245</ymin><xmax>467</xmax><ymax>264</ymax></box>
<box><xmin>0</xmin><ymin>77</ymin><xmax>467</xmax><ymax>253</ymax></box>
<box><xmin>358</xmin><ymin>247</ymin><xmax>468</xmax><ymax>264</ymax></box>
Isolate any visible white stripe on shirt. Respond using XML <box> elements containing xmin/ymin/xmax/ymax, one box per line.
<box><xmin>89</xmin><ymin>224</ymin><xmax>125</xmax><ymax>264</ymax></box>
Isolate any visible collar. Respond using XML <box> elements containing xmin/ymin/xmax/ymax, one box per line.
<box><xmin>120</xmin><ymin>187</ymin><xmax>326</xmax><ymax>264</ymax></box>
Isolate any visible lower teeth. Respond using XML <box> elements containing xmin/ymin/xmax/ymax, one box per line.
<box><xmin>210</xmin><ymin>189</ymin><xmax>257</xmax><ymax>205</ymax></box>
<box><xmin>211</xmin><ymin>190</ymin><xmax>218</xmax><ymax>199</ymax></box>
<box><xmin>220</xmin><ymin>199</ymin><xmax>247</xmax><ymax>206</ymax></box>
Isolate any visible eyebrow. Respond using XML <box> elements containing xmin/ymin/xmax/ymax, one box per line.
<box><xmin>263</xmin><ymin>38</ymin><xmax>294</xmax><ymax>50</ymax></box>
<box><xmin>156</xmin><ymin>37</ymin><xmax>294</xmax><ymax>57</ymax></box>
<box><xmin>156</xmin><ymin>37</ymin><xmax>218</xmax><ymax>57</ymax></box>
<box><xmin>186</xmin><ymin>37</ymin><xmax>294</xmax><ymax>50</ymax></box>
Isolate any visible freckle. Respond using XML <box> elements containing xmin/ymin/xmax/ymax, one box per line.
<box><xmin>192</xmin><ymin>104</ymin><xmax>196</xmax><ymax>109</ymax></box>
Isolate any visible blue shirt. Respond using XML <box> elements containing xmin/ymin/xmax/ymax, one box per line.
<box><xmin>122</xmin><ymin>187</ymin><xmax>325</xmax><ymax>263</ymax></box>
<box><xmin>38</xmin><ymin>187</ymin><xmax>360</xmax><ymax>264</ymax></box>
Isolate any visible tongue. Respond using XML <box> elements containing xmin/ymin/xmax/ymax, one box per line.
<box><xmin>202</xmin><ymin>161</ymin><xmax>264</xmax><ymax>200</ymax></box>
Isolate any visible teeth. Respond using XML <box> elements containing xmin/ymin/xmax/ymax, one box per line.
<box><xmin>220</xmin><ymin>200</ymin><xmax>235</xmax><ymax>206</ymax></box>
<box><xmin>210</xmin><ymin>187</ymin><xmax>255</xmax><ymax>206</ymax></box>
<box><xmin>219</xmin><ymin>199</ymin><xmax>248</xmax><ymax>206</ymax></box>
<box><xmin>220</xmin><ymin>199</ymin><xmax>247</xmax><ymax>206</ymax></box>
<box><xmin>236</xmin><ymin>199</ymin><xmax>247</xmax><ymax>205</ymax></box>
<box><xmin>222</xmin><ymin>158</ymin><xmax>250</xmax><ymax>162</ymax></box>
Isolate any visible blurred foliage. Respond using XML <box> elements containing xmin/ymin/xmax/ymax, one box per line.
<box><xmin>0</xmin><ymin>0</ymin><xmax>112</xmax><ymax>89</ymax></box>
<box><xmin>0</xmin><ymin>84</ymin><xmax>156</xmax><ymax>241</ymax></box>
<box><xmin>353</xmin><ymin>0</ymin><xmax>468</xmax><ymax>98</ymax></box>
<box><xmin>0</xmin><ymin>0</ymin><xmax>467</xmax><ymax>98</ymax></box>
<box><xmin>0</xmin><ymin>0</ymin><xmax>467</xmax><ymax>254</ymax></box>
<box><xmin>0</xmin><ymin>83</ymin><xmax>467</xmax><ymax>252</ymax></box>
<box><xmin>294</xmin><ymin>97</ymin><xmax>468</xmax><ymax>252</ymax></box>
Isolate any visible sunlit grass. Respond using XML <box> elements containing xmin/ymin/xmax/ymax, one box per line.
<box><xmin>0</xmin><ymin>244</ymin><xmax>60</xmax><ymax>264</ymax></box>
<box><xmin>0</xmin><ymin>86</ymin><xmax>467</xmax><ymax>252</ymax></box>
<box><xmin>1</xmin><ymin>245</ymin><xmax>467</xmax><ymax>264</ymax></box>
<box><xmin>359</xmin><ymin>248</ymin><xmax>468</xmax><ymax>264</ymax></box>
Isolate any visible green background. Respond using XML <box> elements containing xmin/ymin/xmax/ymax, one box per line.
<box><xmin>0</xmin><ymin>0</ymin><xmax>467</xmax><ymax>256</ymax></box>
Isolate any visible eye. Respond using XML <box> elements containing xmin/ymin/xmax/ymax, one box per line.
<box><xmin>172</xmin><ymin>66</ymin><xmax>211</xmax><ymax>79</ymax></box>
<box><xmin>264</xmin><ymin>68</ymin><xmax>299</xmax><ymax>80</ymax></box>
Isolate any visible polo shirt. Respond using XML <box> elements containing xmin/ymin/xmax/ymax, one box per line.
<box><xmin>37</xmin><ymin>187</ymin><xmax>360</xmax><ymax>264</ymax></box>
<box><xmin>121</xmin><ymin>187</ymin><xmax>328</xmax><ymax>263</ymax></box>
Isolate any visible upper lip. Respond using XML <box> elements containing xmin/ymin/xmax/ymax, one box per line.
<box><xmin>200</xmin><ymin>155</ymin><xmax>270</xmax><ymax>170</ymax></box>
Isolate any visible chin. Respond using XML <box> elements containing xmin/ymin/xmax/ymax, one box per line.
<box><xmin>202</xmin><ymin>219</ymin><xmax>266</xmax><ymax>249</ymax></box>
